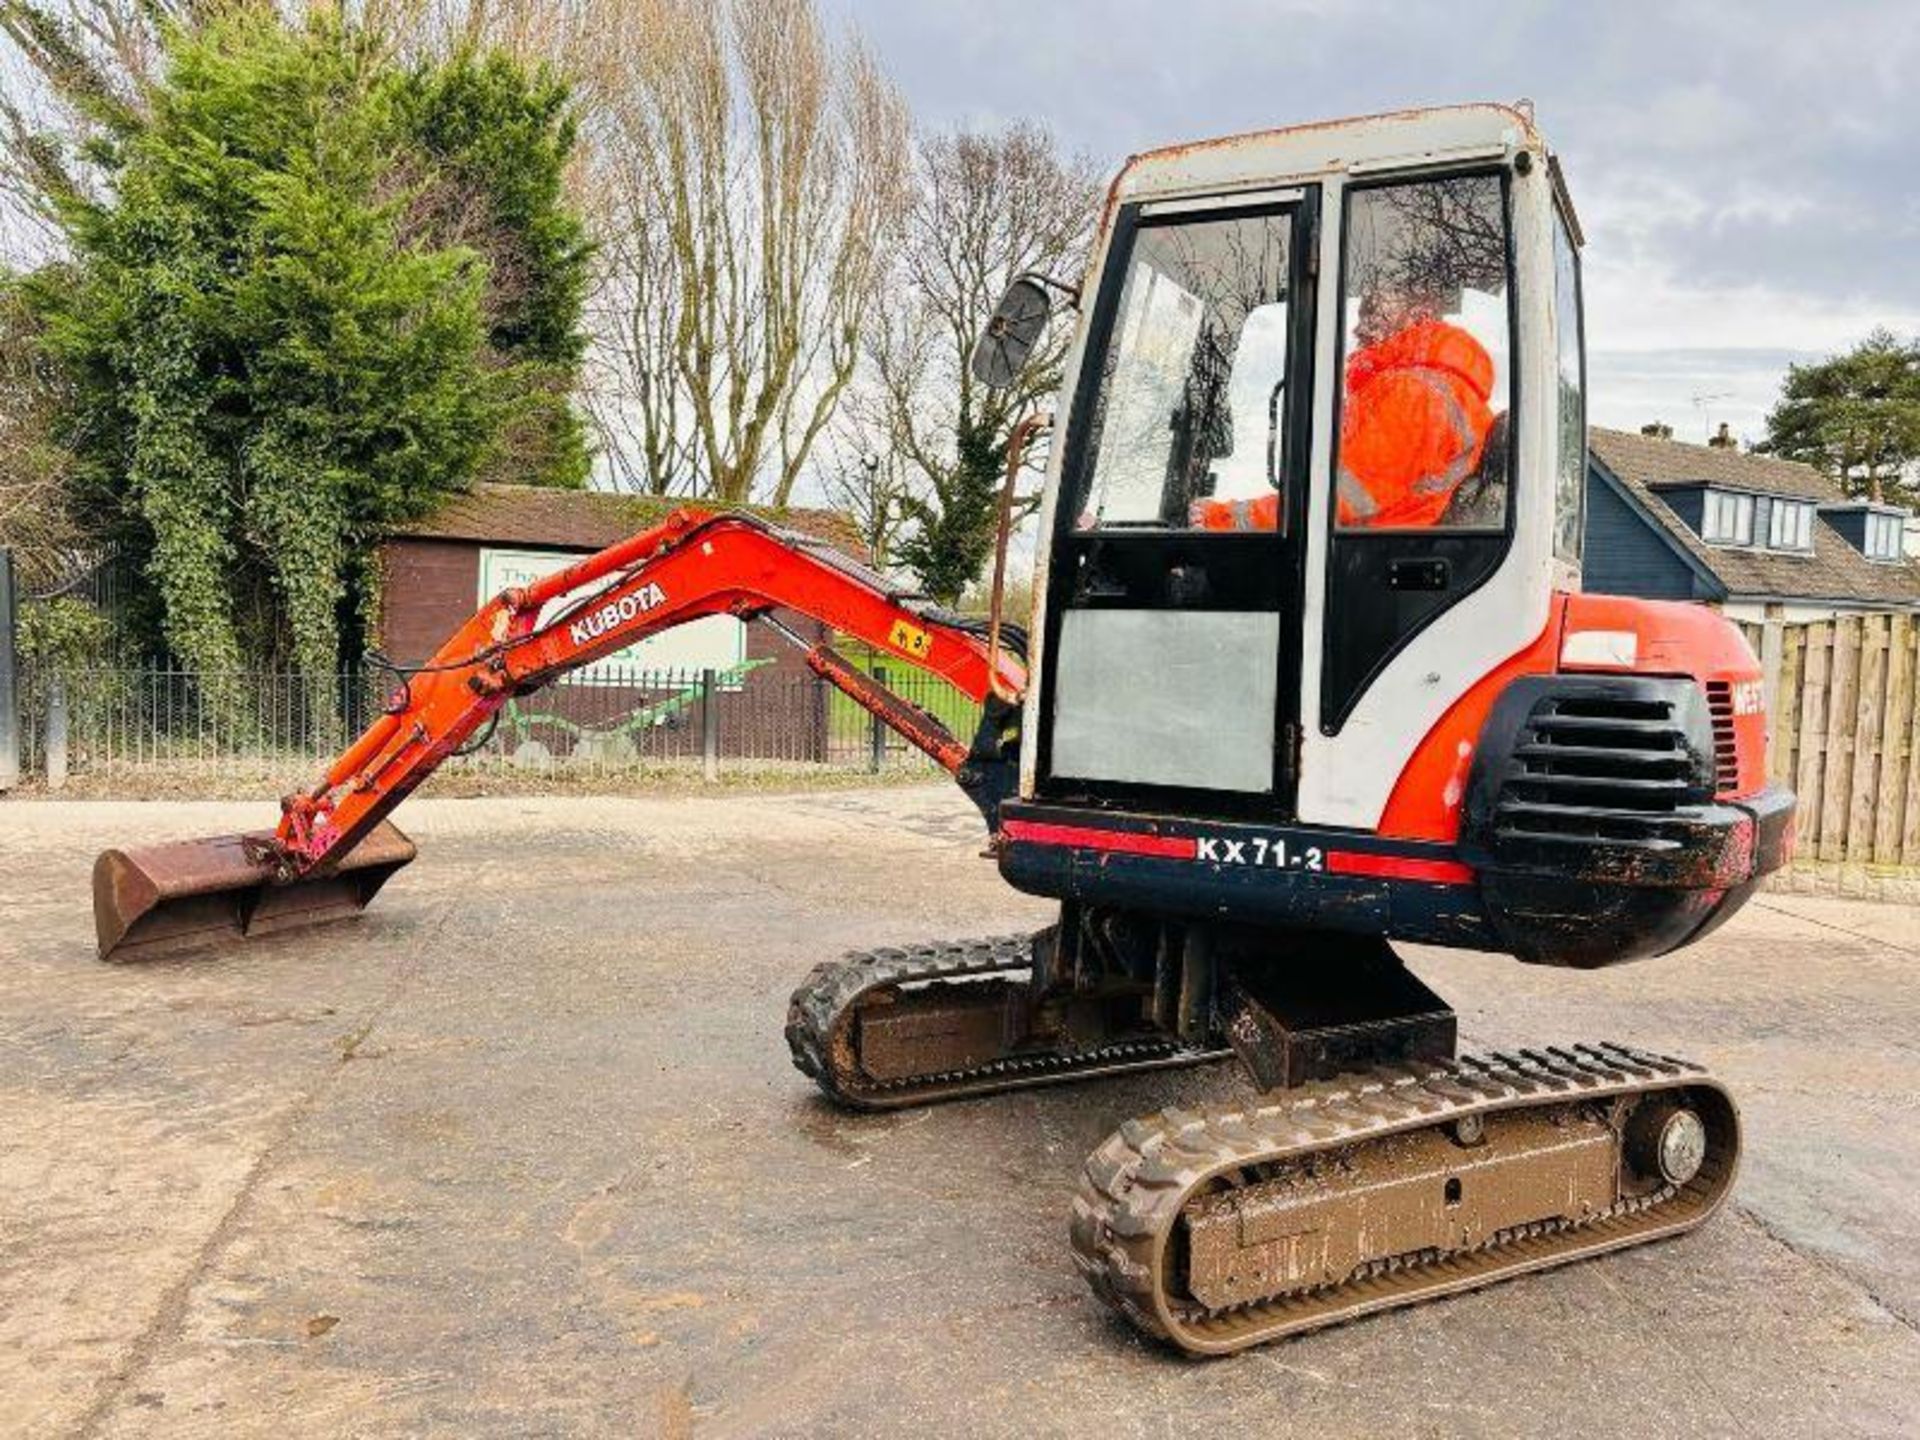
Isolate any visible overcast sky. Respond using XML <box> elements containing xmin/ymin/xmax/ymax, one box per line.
<box><xmin>827</xmin><ymin>0</ymin><xmax>1920</xmax><ymax>447</ymax></box>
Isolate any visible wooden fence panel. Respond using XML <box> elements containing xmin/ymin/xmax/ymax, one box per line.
<box><xmin>1781</xmin><ymin>624</ymin><xmax>1805</xmax><ymax>793</ymax></box>
<box><xmin>1846</xmin><ymin>615</ymin><xmax>1888</xmax><ymax>861</ymax></box>
<box><xmin>1794</xmin><ymin>621</ymin><xmax>1832</xmax><ymax>856</ymax></box>
<box><xmin>1731</xmin><ymin>612</ymin><xmax>1920</xmax><ymax>870</ymax></box>
<box><xmin>1817</xmin><ymin>618</ymin><xmax>1862</xmax><ymax>862</ymax></box>
<box><xmin>1875</xmin><ymin>614</ymin><xmax>1913</xmax><ymax>865</ymax></box>
<box><xmin>1906</xmin><ymin>630</ymin><xmax>1920</xmax><ymax>865</ymax></box>
<box><xmin>1755</xmin><ymin>620</ymin><xmax>1785</xmax><ymax>776</ymax></box>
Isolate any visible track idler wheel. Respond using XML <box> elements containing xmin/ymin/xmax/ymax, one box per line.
<box><xmin>1625</xmin><ymin>1100</ymin><xmax>1710</xmax><ymax>1187</ymax></box>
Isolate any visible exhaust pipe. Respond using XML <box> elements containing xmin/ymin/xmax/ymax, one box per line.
<box><xmin>92</xmin><ymin>822</ymin><xmax>416</xmax><ymax>962</ymax></box>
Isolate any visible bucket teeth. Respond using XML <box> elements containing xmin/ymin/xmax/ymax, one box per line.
<box><xmin>92</xmin><ymin>822</ymin><xmax>415</xmax><ymax>962</ymax></box>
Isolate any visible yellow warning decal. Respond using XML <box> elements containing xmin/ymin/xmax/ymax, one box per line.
<box><xmin>888</xmin><ymin>619</ymin><xmax>932</xmax><ymax>658</ymax></box>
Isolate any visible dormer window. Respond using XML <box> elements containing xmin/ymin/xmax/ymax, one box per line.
<box><xmin>1767</xmin><ymin>499</ymin><xmax>1814</xmax><ymax>552</ymax></box>
<box><xmin>1865</xmin><ymin>510</ymin><xmax>1904</xmax><ymax>561</ymax></box>
<box><xmin>1701</xmin><ymin>489</ymin><xmax>1754</xmax><ymax>545</ymax></box>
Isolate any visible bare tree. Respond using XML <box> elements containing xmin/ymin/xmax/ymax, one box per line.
<box><xmin>2</xmin><ymin>0</ymin><xmax>914</xmax><ymax>510</ymax></box>
<box><xmin>817</xmin><ymin>400</ymin><xmax>913</xmax><ymax>566</ymax></box>
<box><xmin>0</xmin><ymin>0</ymin><xmax>155</xmax><ymax>256</ymax></box>
<box><xmin>860</xmin><ymin>123</ymin><xmax>1100</xmax><ymax>600</ymax></box>
<box><xmin>570</xmin><ymin>0</ymin><xmax>909</xmax><ymax>503</ymax></box>
<box><xmin>0</xmin><ymin>279</ymin><xmax>83</xmax><ymax>584</ymax></box>
<box><xmin>0</xmin><ymin>0</ymin><xmax>597</xmax><ymax>269</ymax></box>
<box><xmin>0</xmin><ymin>0</ymin><xmax>457</xmax><ymax>252</ymax></box>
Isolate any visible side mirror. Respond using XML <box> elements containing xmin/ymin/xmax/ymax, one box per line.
<box><xmin>971</xmin><ymin>276</ymin><xmax>1052</xmax><ymax>389</ymax></box>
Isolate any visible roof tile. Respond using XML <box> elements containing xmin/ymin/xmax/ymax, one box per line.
<box><xmin>1590</xmin><ymin>429</ymin><xmax>1920</xmax><ymax>607</ymax></box>
<box><xmin>387</xmin><ymin>484</ymin><xmax>868</xmax><ymax>559</ymax></box>
<box><xmin>1590</xmin><ymin>426</ymin><xmax>1836</xmax><ymax>500</ymax></box>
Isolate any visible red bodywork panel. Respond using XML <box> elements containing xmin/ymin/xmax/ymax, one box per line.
<box><xmin>1377</xmin><ymin>592</ymin><xmax>1768</xmax><ymax>843</ymax></box>
<box><xmin>272</xmin><ymin>511</ymin><xmax>1026</xmax><ymax>874</ymax></box>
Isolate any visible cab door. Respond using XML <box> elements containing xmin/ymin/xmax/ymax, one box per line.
<box><xmin>1036</xmin><ymin>188</ymin><xmax>1319</xmax><ymax>819</ymax></box>
<box><xmin>1318</xmin><ymin>167</ymin><xmax>1520</xmax><ymax>736</ymax></box>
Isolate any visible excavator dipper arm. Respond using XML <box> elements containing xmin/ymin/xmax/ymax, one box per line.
<box><xmin>92</xmin><ymin>510</ymin><xmax>1026</xmax><ymax>959</ymax></box>
<box><xmin>276</xmin><ymin>509</ymin><xmax>1024</xmax><ymax>874</ymax></box>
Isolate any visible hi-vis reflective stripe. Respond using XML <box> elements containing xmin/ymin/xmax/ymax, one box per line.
<box><xmin>1339</xmin><ymin>364</ymin><xmax>1483</xmax><ymax>519</ymax></box>
<box><xmin>1325</xmin><ymin>850</ymin><xmax>1476</xmax><ymax>884</ymax></box>
<box><xmin>1337</xmin><ymin>468</ymin><xmax>1378</xmax><ymax>519</ymax></box>
<box><xmin>1404</xmin><ymin>366</ymin><xmax>1480</xmax><ymax>496</ymax></box>
<box><xmin>1201</xmin><ymin>495</ymin><xmax>1277</xmax><ymax>531</ymax></box>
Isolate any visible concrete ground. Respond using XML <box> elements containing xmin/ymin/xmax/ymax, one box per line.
<box><xmin>2</xmin><ymin>787</ymin><xmax>1917</xmax><ymax>1439</ymax></box>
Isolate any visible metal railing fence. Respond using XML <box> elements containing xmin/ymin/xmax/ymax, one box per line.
<box><xmin>9</xmin><ymin>658</ymin><xmax>980</xmax><ymax>791</ymax></box>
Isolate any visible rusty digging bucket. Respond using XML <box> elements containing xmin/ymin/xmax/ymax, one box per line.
<box><xmin>92</xmin><ymin>823</ymin><xmax>416</xmax><ymax>962</ymax></box>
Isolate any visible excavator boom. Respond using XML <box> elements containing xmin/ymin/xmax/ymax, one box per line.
<box><xmin>93</xmin><ymin>509</ymin><xmax>1026</xmax><ymax>960</ymax></box>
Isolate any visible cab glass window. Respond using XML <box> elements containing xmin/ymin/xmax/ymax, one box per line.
<box><xmin>1335</xmin><ymin>174</ymin><xmax>1512</xmax><ymax>532</ymax></box>
<box><xmin>1552</xmin><ymin>205</ymin><xmax>1586</xmax><ymax>561</ymax></box>
<box><xmin>1074</xmin><ymin>207</ymin><xmax>1293</xmax><ymax>531</ymax></box>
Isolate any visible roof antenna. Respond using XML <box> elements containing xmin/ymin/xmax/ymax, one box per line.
<box><xmin>1692</xmin><ymin>391</ymin><xmax>1733</xmax><ymax>442</ymax></box>
<box><xmin>1513</xmin><ymin>97</ymin><xmax>1536</xmax><ymax>124</ymax></box>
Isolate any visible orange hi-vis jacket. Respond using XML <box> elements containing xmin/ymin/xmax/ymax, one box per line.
<box><xmin>1336</xmin><ymin>318</ymin><xmax>1495</xmax><ymax>528</ymax></box>
<box><xmin>1192</xmin><ymin>489</ymin><xmax>1281</xmax><ymax>531</ymax></box>
<box><xmin>1190</xmin><ymin>318</ymin><xmax>1494</xmax><ymax>532</ymax></box>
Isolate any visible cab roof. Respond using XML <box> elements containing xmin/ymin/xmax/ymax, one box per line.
<box><xmin>1111</xmin><ymin>103</ymin><xmax>1544</xmax><ymax>207</ymax></box>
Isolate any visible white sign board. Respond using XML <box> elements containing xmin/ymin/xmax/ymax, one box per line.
<box><xmin>479</xmin><ymin>547</ymin><xmax>747</xmax><ymax>685</ymax></box>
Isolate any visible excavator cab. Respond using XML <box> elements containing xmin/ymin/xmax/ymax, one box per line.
<box><xmin>94</xmin><ymin>103</ymin><xmax>1795</xmax><ymax>1356</ymax></box>
<box><xmin>996</xmin><ymin>112</ymin><xmax>1551</xmax><ymax>821</ymax></box>
<box><xmin>984</xmin><ymin>105</ymin><xmax>1791</xmax><ymax>969</ymax></box>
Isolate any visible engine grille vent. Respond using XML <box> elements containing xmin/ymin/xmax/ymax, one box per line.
<box><xmin>1496</xmin><ymin>693</ymin><xmax>1701</xmax><ymax>850</ymax></box>
<box><xmin>1705</xmin><ymin>681</ymin><xmax>1740</xmax><ymax>793</ymax></box>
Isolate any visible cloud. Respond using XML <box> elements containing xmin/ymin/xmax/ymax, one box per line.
<box><xmin>828</xmin><ymin>0</ymin><xmax>1918</xmax><ymax>427</ymax></box>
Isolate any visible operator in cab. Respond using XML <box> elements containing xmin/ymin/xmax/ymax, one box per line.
<box><xmin>1190</xmin><ymin>282</ymin><xmax>1495</xmax><ymax>531</ymax></box>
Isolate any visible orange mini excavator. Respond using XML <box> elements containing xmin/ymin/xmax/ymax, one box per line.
<box><xmin>93</xmin><ymin>105</ymin><xmax>1794</xmax><ymax>1354</ymax></box>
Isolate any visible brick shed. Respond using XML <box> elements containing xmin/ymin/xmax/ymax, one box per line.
<box><xmin>377</xmin><ymin>486</ymin><xmax>868</xmax><ymax>765</ymax></box>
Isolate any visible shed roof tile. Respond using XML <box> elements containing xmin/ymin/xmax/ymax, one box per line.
<box><xmin>387</xmin><ymin>484</ymin><xmax>867</xmax><ymax>559</ymax></box>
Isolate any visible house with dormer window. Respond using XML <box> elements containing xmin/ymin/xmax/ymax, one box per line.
<box><xmin>1583</xmin><ymin>426</ymin><xmax>1920</xmax><ymax>622</ymax></box>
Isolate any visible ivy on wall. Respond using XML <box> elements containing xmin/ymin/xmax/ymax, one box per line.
<box><xmin>14</xmin><ymin>595</ymin><xmax>109</xmax><ymax>668</ymax></box>
<box><xmin>21</xmin><ymin>10</ymin><xmax>590</xmax><ymax>722</ymax></box>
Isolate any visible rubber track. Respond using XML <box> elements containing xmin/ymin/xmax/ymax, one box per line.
<box><xmin>1069</xmin><ymin>1042</ymin><xmax>1740</xmax><ymax>1354</ymax></box>
<box><xmin>785</xmin><ymin>935</ymin><xmax>1231</xmax><ymax>1111</ymax></box>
